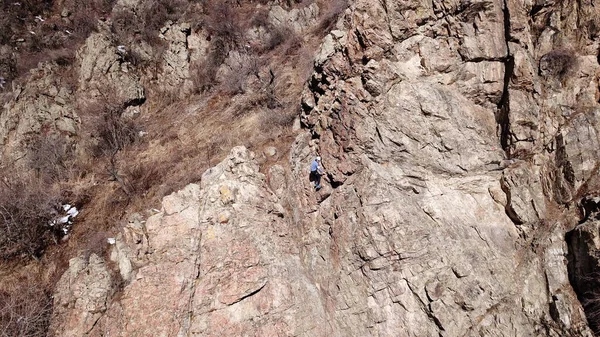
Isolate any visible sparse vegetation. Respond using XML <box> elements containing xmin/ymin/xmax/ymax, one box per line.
<box><xmin>540</xmin><ymin>48</ymin><xmax>576</xmax><ymax>80</ymax></box>
<box><xmin>0</xmin><ymin>0</ymin><xmax>115</xmax><ymax>90</ymax></box>
<box><xmin>80</xmin><ymin>97</ymin><xmax>140</xmax><ymax>198</ymax></box>
<box><xmin>112</xmin><ymin>0</ymin><xmax>188</xmax><ymax>46</ymax></box>
<box><xmin>0</xmin><ymin>0</ymin><xmax>345</xmax><ymax>263</ymax></box>
<box><xmin>0</xmin><ymin>174</ymin><xmax>61</xmax><ymax>260</ymax></box>
<box><xmin>0</xmin><ymin>278</ymin><xmax>53</xmax><ymax>337</ymax></box>
<box><xmin>0</xmin><ymin>1</ymin><xmax>348</xmax><ymax>333</ymax></box>
<box><xmin>316</xmin><ymin>0</ymin><xmax>348</xmax><ymax>33</ymax></box>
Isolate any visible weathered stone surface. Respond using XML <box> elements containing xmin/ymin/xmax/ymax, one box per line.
<box><xmin>291</xmin><ymin>0</ymin><xmax>597</xmax><ymax>334</ymax></box>
<box><xmin>269</xmin><ymin>3</ymin><xmax>320</xmax><ymax>34</ymax></box>
<box><xmin>501</xmin><ymin>161</ymin><xmax>546</xmax><ymax>226</ymax></box>
<box><xmin>49</xmin><ymin>254</ymin><xmax>112</xmax><ymax>337</ymax></box>
<box><xmin>158</xmin><ymin>22</ymin><xmax>193</xmax><ymax>94</ymax></box>
<box><xmin>77</xmin><ymin>32</ymin><xmax>145</xmax><ymax>106</ymax></box>
<box><xmin>0</xmin><ymin>64</ymin><xmax>77</xmax><ymax>159</ymax></box>
<box><xmin>44</xmin><ymin>0</ymin><xmax>600</xmax><ymax>336</ymax></box>
<box><xmin>50</xmin><ymin>148</ymin><xmax>329</xmax><ymax>336</ymax></box>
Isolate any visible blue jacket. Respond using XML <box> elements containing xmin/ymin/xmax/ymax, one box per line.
<box><xmin>311</xmin><ymin>160</ymin><xmax>321</xmax><ymax>173</ymax></box>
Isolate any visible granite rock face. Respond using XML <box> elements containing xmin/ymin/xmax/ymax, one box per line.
<box><xmin>291</xmin><ymin>0</ymin><xmax>599</xmax><ymax>334</ymax></box>
<box><xmin>77</xmin><ymin>32</ymin><xmax>145</xmax><ymax>106</ymax></box>
<box><xmin>52</xmin><ymin>147</ymin><xmax>329</xmax><ymax>336</ymax></box>
<box><xmin>49</xmin><ymin>254</ymin><xmax>113</xmax><ymax>337</ymax></box>
<box><xmin>46</xmin><ymin>0</ymin><xmax>600</xmax><ymax>336</ymax></box>
<box><xmin>0</xmin><ymin>64</ymin><xmax>77</xmax><ymax>161</ymax></box>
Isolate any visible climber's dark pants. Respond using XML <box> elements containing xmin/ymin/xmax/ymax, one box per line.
<box><xmin>310</xmin><ymin>170</ymin><xmax>321</xmax><ymax>188</ymax></box>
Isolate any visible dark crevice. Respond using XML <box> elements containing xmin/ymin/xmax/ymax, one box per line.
<box><xmin>227</xmin><ymin>281</ymin><xmax>267</xmax><ymax>306</ymax></box>
<box><xmin>328</xmin><ymin>173</ymin><xmax>343</xmax><ymax>188</ymax></box>
<box><xmin>529</xmin><ymin>4</ymin><xmax>544</xmax><ymax>18</ymax></box>
<box><xmin>566</xmin><ymin>227</ymin><xmax>600</xmax><ymax>334</ymax></box>
<box><xmin>355</xmin><ymin>28</ymin><xmax>367</xmax><ymax>50</ymax></box>
<box><xmin>497</xmin><ymin>0</ymin><xmax>514</xmax><ymax>153</ymax></box>
<box><xmin>465</xmin><ymin>56</ymin><xmax>510</xmax><ymax>63</ymax></box>
<box><xmin>579</xmin><ymin>196</ymin><xmax>600</xmax><ymax>224</ymax></box>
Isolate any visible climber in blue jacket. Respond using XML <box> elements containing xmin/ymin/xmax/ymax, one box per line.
<box><xmin>310</xmin><ymin>156</ymin><xmax>325</xmax><ymax>190</ymax></box>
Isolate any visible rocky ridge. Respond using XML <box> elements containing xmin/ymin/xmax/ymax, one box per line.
<box><xmin>3</xmin><ymin>0</ymin><xmax>600</xmax><ymax>336</ymax></box>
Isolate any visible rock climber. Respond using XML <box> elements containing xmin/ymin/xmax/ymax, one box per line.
<box><xmin>310</xmin><ymin>156</ymin><xmax>325</xmax><ymax>190</ymax></box>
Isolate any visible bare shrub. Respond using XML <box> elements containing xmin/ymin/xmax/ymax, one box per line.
<box><xmin>111</xmin><ymin>0</ymin><xmax>187</xmax><ymax>46</ymax></box>
<box><xmin>0</xmin><ymin>175</ymin><xmax>61</xmax><ymax>260</ymax></box>
<box><xmin>0</xmin><ymin>0</ymin><xmax>114</xmax><ymax>83</ymax></box>
<box><xmin>111</xmin><ymin>8</ymin><xmax>137</xmax><ymax>43</ymax></box>
<box><xmin>316</xmin><ymin>0</ymin><xmax>348</xmax><ymax>34</ymax></box>
<box><xmin>0</xmin><ymin>16</ymin><xmax>12</xmax><ymax>46</ymax></box>
<box><xmin>64</xmin><ymin>0</ymin><xmax>116</xmax><ymax>38</ymax></box>
<box><xmin>203</xmin><ymin>2</ymin><xmax>244</xmax><ymax>49</ymax></box>
<box><xmin>90</xmin><ymin>102</ymin><xmax>139</xmax><ymax>158</ymax></box>
<box><xmin>282</xmin><ymin>29</ymin><xmax>302</xmax><ymax>55</ymax></box>
<box><xmin>0</xmin><ymin>0</ymin><xmax>53</xmax><ymax>45</ymax></box>
<box><xmin>49</xmin><ymin>48</ymin><xmax>76</xmax><ymax>67</ymax></box>
<box><xmin>250</xmin><ymin>8</ymin><xmax>270</xmax><ymax>28</ymax></box>
<box><xmin>81</xmin><ymin>98</ymin><xmax>140</xmax><ymax>197</ymax></box>
<box><xmin>123</xmin><ymin>164</ymin><xmax>161</xmax><ymax>197</ymax></box>
<box><xmin>0</xmin><ymin>279</ymin><xmax>53</xmax><ymax>337</ymax></box>
<box><xmin>540</xmin><ymin>49</ymin><xmax>577</xmax><ymax>80</ymax></box>
<box><xmin>141</xmin><ymin>0</ymin><xmax>188</xmax><ymax>45</ymax></box>
<box><xmin>265</xmin><ymin>26</ymin><xmax>290</xmax><ymax>51</ymax></box>
<box><xmin>27</xmin><ymin>134</ymin><xmax>72</xmax><ymax>183</ymax></box>
<box><xmin>259</xmin><ymin>109</ymin><xmax>297</xmax><ymax>131</ymax></box>
<box><xmin>221</xmin><ymin>55</ymin><xmax>261</xmax><ymax>95</ymax></box>
<box><xmin>191</xmin><ymin>39</ymin><xmax>228</xmax><ymax>93</ymax></box>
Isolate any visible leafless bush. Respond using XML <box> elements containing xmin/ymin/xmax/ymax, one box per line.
<box><xmin>0</xmin><ymin>17</ymin><xmax>12</xmax><ymax>46</ymax></box>
<box><xmin>63</xmin><ymin>0</ymin><xmax>116</xmax><ymax>38</ymax></box>
<box><xmin>0</xmin><ymin>0</ymin><xmax>53</xmax><ymax>45</ymax></box>
<box><xmin>220</xmin><ymin>55</ymin><xmax>261</xmax><ymax>95</ymax></box>
<box><xmin>27</xmin><ymin>134</ymin><xmax>72</xmax><ymax>183</ymax></box>
<box><xmin>203</xmin><ymin>2</ymin><xmax>244</xmax><ymax>49</ymax></box>
<box><xmin>90</xmin><ymin>102</ymin><xmax>139</xmax><ymax>158</ymax></box>
<box><xmin>111</xmin><ymin>8</ymin><xmax>137</xmax><ymax>43</ymax></box>
<box><xmin>0</xmin><ymin>0</ymin><xmax>114</xmax><ymax>84</ymax></box>
<box><xmin>141</xmin><ymin>0</ymin><xmax>188</xmax><ymax>45</ymax></box>
<box><xmin>49</xmin><ymin>48</ymin><xmax>76</xmax><ymax>67</ymax></box>
<box><xmin>250</xmin><ymin>8</ymin><xmax>270</xmax><ymax>28</ymax></box>
<box><xmin>540</xmin><ymin>49</ymin><xmax>576</xmax><ymax>80</ymax></box>
<box><xmin>123</xmin><ymin>164</ymin><xmax>161</xmax><ymax>197</ymax></box>
<box><xmin>191</xmin><ymin>39</ymin><xmax>228</xmax><ymax>93</ymax></box>
<box><xmin>111</xmin><ymin>0</ymin><xmax>188</xmax><ymax>46</ymax></box>
<box><xmin>0</xmin><ymin>280</ymin><xmax>53</xmax><ymax>337</ymax></box>
<box><xmin>0</xmin><ymin>175</ymin><xmax>61</xmax><ymax>260</ymax></box>
<box><xmin>81</xmin><ymin>99</ymin><xmax>140</xmax><ymax>196</ymax></box>
<box><xmin>259</xmin><ymin>109</ymin><xmax>296</xmax><ymax>131</ymax></box>
<box><xmin>266</xmin><ymin>26</ymin><xmax>290</xmax><ymax>51</ymax></box>
<box><xmin>316</xmin><ymin>0</ymin><xmax>348</xmax><ymax>33</ymax></box>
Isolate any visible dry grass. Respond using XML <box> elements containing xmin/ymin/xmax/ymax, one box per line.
<box><xmin>0</xmin><ymin>171</ymin><xmax>62</xmax><ymax>261</ymax></box>
<box><xmin>0</xmin><ymin>276</ymin><xmax>53</xmax><ymax>337</ymax></box>
<box><xmin>0</xmin><ymin>3</ymin><xmax>348</xmax><ymax>333</ymax></box>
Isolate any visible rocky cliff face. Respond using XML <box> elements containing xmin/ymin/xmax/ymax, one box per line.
<box><xmin>7</xmin><ymin>0</ymin><xmax>600</xmax><ymax>336</ymax></box>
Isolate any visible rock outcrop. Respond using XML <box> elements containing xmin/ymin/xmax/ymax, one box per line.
<box><xmin>0</xmin><ymin>63</ymin><xmax>77</xmax><ymax>160</ymax></box>
<box><xmin>77</xmin><ymin>31</ymin><xmax>145</xmax><ymax>106</ymax></box>
<box><xmin>51</xmin><ymin>147</ymin><xmax>332</xmax><ymax>336</ymax></box>
<box><xmin>35</xmin><ymin>0</ymin><xmax>600</xmax><ymax>336</ymax></box>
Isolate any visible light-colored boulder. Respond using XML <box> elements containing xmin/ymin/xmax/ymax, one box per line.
<box><xmin>49</xmin><ymin>254</ymin><xmax>112</xmax><ymax>337</ymax></box>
